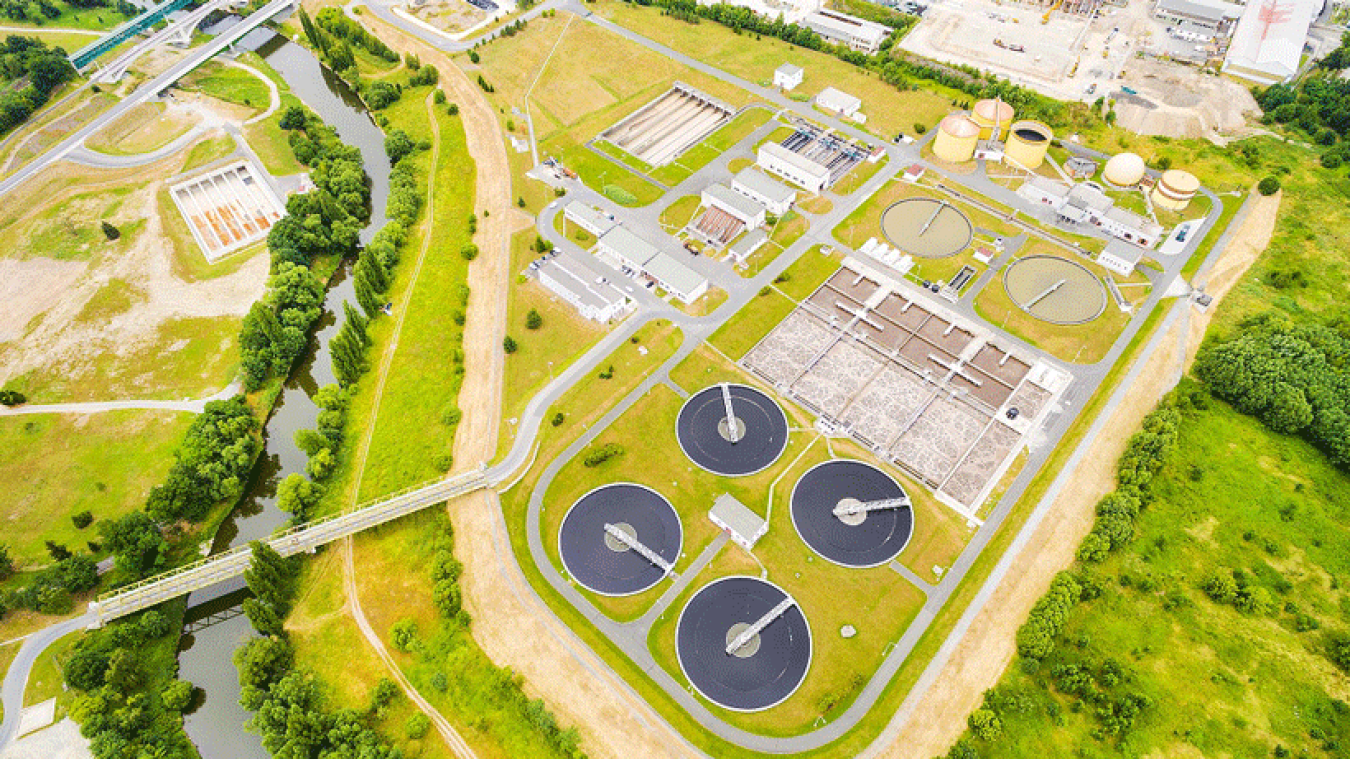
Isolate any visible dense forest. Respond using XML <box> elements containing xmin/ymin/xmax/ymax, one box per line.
<box><xmin>0</xmin><ymin>35</ymin><xmax>75</xmax><ymax>135</ymax></box>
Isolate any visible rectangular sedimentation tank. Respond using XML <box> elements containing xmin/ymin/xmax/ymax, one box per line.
<box><xmin>600</xmin><ymin>83</ymin><xmax>732</xmax><ymax>167</ymax></box>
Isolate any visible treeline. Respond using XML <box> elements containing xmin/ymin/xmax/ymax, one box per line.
<box><xmin>1255</xmin><ymin>34</ymin><xmax>1350</xmax><ymax>163</ymax></box>
<box><xmin>947</xmin><ymin>399</ymin><xmax>1184</xmax><ymax>757</ymax></box>
<box><xmin>65</xmin><ymin>607</ymin><xmax>199</xmax><ymax>759</ymax></box>
<box><xmin>0</xmin><ymin>0</ymin><xmax>135</xmax><ymax>25</ymax></box>
<box><xmin>232</xmin><ymin>543</ymin><xmax>405</xmax><ymax>757</ymax></box>
<box><xmin>242</xmin><ymin>106</ymin><xmax>371</xmax><ymax>390</ymax></box>
<box><xmin>0</xmin><ymin>35</ymin><xmax>75</xmax><ymax>135</ymax></box>
<box><xmin>633</xmin><ymin>0</ymin><xmax>1074</xmax><ymax>128</ymax></box>
<box><xmin>1194</xmin><ymin>316</ymin><xmax>1350</xmax><ymax>470</ymax></box>
<box><xmin>300</xmin><ymin>7</ymin><xmax>441</xmax><ymax>111</ymax></box>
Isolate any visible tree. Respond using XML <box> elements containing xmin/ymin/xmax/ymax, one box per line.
<box><xmin>0</xmin><ymin>544</ymin><xmax>13</xmax><ymax>580</ymax></box>
<box><xmin>279</xmin><ymin>105</ymin><xmax>307</xmax><ymax>130</ymax></box>
<box><xmin>45</xmin><ymin>540</ymin><xmax>71</xmax><ymax>561</ymax></box>
<box><xmin>551</xmin><ymin>412</ymin><xmax>565</xmax><ymax>427</ymax></box>
<box><xmin>391</xmin><ymin>619</ymin><xmax>417</xmax><ymax>652</ymax></box>
<box><xmin>243</xmin><ymin>597</ymin><xmax>285</xmax><ymax>637</ymax></box>
<box><xmin>99</xmin><ymin>512</ymin><xmax>167</xmax><ymax>576</ymax></box>
<box><xmin>384</xmin><ymin>129</ymin><xmax>415</xmax><ymax>163</ymax></box>
<box><xmin>161</xmin><ymin>680</ymin><xmax>195</xmax><ymax>711</ymax></box>
<box><xmin>502</xmin><ymin>336</ymin><xmax>518</xmax><ymax>354</ymax></box>
<box><xmin>525</xmin><ymin>308</ymin><xmax>543</xmax><ymax>330</ymax></box>
<box><xmin>100</xmin><ymin>221</ymin><xmax>119</xmax><ymax>240</ymax></box>
<box><xmin>968</xmin><ymin>708</ymin><xmax>1003</xmax><ymax>741</ymax></box>
<box><xmin>1258</xmin><ymin>176</ymin><xmax>1281</xmax><ymax>195</ymax></box>
<box><xmin>72</xmin><ymin>510</ymin><xmax>93</xmax><ymax>529</ymax></box>
<box><xmin>460</xmin><ymin>243</ymin><xmax>479</xmax><ymax>261</ymax></box>
<box><xmin>1330</xmin><ymin>632</ymin><xmax>1350</xmax><ymax>672</ymax></box>
<box><xmin>405</xmin><ymin>712</ymin><xmax>431</xmax><ymax>739</ymax></box>
<box><xmin>276</xmin><ymin>474</ymin><xmax>323</xmax><ymax>520</ymax></box>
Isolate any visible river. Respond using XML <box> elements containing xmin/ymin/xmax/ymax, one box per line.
<box><xmin>176</xmin><ymin>27</ymin><xmax>392</xmax><ymax>759</ymax></box>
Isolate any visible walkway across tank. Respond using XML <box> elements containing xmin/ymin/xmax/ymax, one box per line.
<box><xmin>1003</xmin><ymin>255</ymin><xmax>1107</xmax><ymax>325</ymax></box>
<box><xmin>559</xmin><ymin>483</ymin><xmax>682</xmax><ymax>596</ymax></box>
<box><xmin>790</xmin><ymin>459</ymin><xmax>913</xmax><ymax>568</ymax></box>
<box><xmin>676</xmin><ymin>576</ymin><xmax>811</xmax><ymax>711</ymax></box>
<box><xmin>676</xmin><ymin>384</ymin><xmax>789</xmax><ymax>477</ymax></box>
<box><xmin>880</xmin><ymin>197</ymin><xmax>973</xmax><ymax>259</ymax></box>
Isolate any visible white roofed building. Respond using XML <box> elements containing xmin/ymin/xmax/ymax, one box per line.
<box><xmin>758</xmin><ymin>142</ymin><xmax>831</xmax><ymax>193</ymax></box>
<box><xmin>815</xmin><ymin>86</ymin><xmax>862</xmax><ymax>119</ymax></box>
<box><xmin>732</xmin><ymin>167</ymin><xmax>796</xmax><ymax>216</ymax></box>
<box><xmin>644</xmin><ymin>252</ymin><xmax>709</xmax><ymax>304</ymax></box>
<box><xmin>596</xmin><ymin>226</ymin><xmax>659</xmax><ymax>273</ymax></box>
<box><xmin>1153</xmin><ymin>0</ymin><xmax>1242</xmax><ymax>33</ymax></box>
<box><xmin>537</xmin><ymin>253</ymin><xmax>633</xmax><ymax>322</ymax></box>
<box><xmin>702</xmin><ymin>183</ymin><xmax>767</xmax><ymax>229</ymax></box>
<box><xmin>774</xmin><ymin>63</ymin><xmax>804</xmax><ymax>90</ymax></box>
<box><xmin>709</xmin><ymin>494</ymin><xmax>767</xmax><ymax>550</ymax></box>
<box><xmin>803</xmin><ymin>9</ymin><xmax>890</xmax><ymax>53</ymax></box>
<box><xmin>1222</xmin><ymin>0</ymin><xmax>1320</xmax><ymax>84</ymax></box>
<box><xmin>1098</xmin><ymin>240</ymin><xmax>1146</xmax><ymax>277</ymax></box>
<box><xmin>563</xmin><ymin>200</ymin><xmax>615</xmax><ymax>239</ymax></box>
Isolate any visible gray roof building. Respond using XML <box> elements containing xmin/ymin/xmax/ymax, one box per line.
<box><xmin>643</xmin><ymin>252</ymin><xmax>709</xmax><ymax>303</ymax></box>
<box><xmin>709</xmin><ymin>493</ymin><xmax>767</xmax><ymax>550</ymax></box>
<box><xmin>597</xmin><ymin>226</ymin><xmax>659</xmax><ymax>270</ymax></box>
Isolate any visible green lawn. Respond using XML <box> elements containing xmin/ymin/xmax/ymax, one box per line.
<box><xmin>181</xmin><ymin>134</ymin><xmax>237</xmax><ymax>171</ymax></box>
<box><xmin>0</xmin><ymin>0</ymin><xmax>135</xmax><ymax>31</ymax></box>
<box><xmin>0</xmin><ymin>410</ymin><xmax>193</xmax><ymax>567</ymax></box>
<box><xmin>658</xmin><ymin>194</ymin><xmax>701</xmax><ymax>232</ymax></box>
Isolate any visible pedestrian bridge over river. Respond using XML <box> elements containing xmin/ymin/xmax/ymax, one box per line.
<box><xmin>89</xmin><ymin>469</ymin><xmax>491</xmax><ymax>625</ymax></box>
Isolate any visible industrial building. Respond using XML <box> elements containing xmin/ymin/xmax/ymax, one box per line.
<box><xmin>1153</xmin><ymin>0</ymin><xmax>1242</xmax><ymax>35</ymax></box>
<box><xmin>1098</xmin><ymin>240</ymin><xmax>1147</xmax><ymax>277</ymax></box>
<box><xmin>595</xmin><ymin>226</ymin><xmax>710</xmax><ymax>304</ymax></box>
<box><xmin>1222</xmin><ymin>0</ymin><xmax>1321</xmax><ymax>84</ymax></box>
<box><xmin>709</xmin><ymin>494</ymin><xmax>767</xmax><ymax>550</ymax></box>
<box><xmin>815</xmin><ymin>86</ymin><xmax>863</xmax><ymax>120</ymax></box>
<box><xmin>802</xmin><ymin>9</ymin><xmax>890</xmax><ymax>53</ymax></box>
<box><xmin>689</xmin><ymin>184</ymin><xmax>767</xmax><ymax>249</ymax></box>
<box><xmin>1018</xmin><ymin>176</ymin><xmax>1163</xmax><ymax>247</ymax></box>
<box><xmin>727</xmin><ymin>229</ymin><xmax>770</xmax><ymax>265</ymax></box>
<box><xmin>562</xmin><ymin>200</ymin><xmax>615</xmax><ymax>238</ymax></box>
<box><xmin>1003</xmin><ymin>121</ymin><xmax>1053</xmax><ymax>171</ymax></box>
<box><xmin>537</xmin><ymin>252</ymin><xmax>633</xmax><ymax>322</ymax></box>
<box><xmin>970</xmin><ymin>98</ymin><xmax>1014</xmax><ymax>139</ymax></box>
<box><xmin>774</xmin><ymin>63</ymin><xmax>804</xmax><ymax>90</ymax></box>
<box><xmin>758</xmin><ymin>141</ymin><xmax>831</xmax><ymax>193</ymax></box>
<box><xmin>702</xmin><ymin>183</ymin><xmax>767</xmax><ymax>229</ymax></box>
<box><xmin>732</xmin><ymin>167</ymin><xmax>796</xmax><ymax>216</ymax></box>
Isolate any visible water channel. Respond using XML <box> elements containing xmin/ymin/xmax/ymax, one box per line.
<box><xmin>176</xmin><ymin>27</ymin><xmax>391</xmax><ymax>758</ymax></box>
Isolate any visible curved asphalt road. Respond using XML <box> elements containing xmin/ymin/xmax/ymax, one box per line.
<box><xmin>0</xmin><ymin>613</ymin><xmax>93</xmax><ymax>748</ymax></box>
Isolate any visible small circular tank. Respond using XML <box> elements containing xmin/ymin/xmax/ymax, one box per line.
<box><xmin>933</xmin><ymin>114</ymin><xmax>979</xmax><ymax>164</ymax></box>
<box><xmin>1103</xmin><ymin>152</ymin><xmax>1146</xmax><ymax>187</ymax></box>
<box><xmin>1004</xmin><ymin>120</ymin><xmax>1052</xmax><ymax>171</ymax></box>
<box><xmin>1151</xmin><ymin>169</ymin><xmax>1199</xmax><ymax>211</ymax></box>
<box><xmin>970</xmin><ymin>98</ymin><xmax>1015</xmax><ymax>139</ymax></box>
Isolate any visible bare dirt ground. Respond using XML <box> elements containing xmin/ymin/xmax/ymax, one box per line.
<box><xmin>877</xmin><ymin>187</ymin><xmax>1279</xmax><ymax>759</ymax></box>
<box><xmin>356</xmin><ymin>14</ymin><xmax>699</xmax><ymax>758</ymax></box>
<box><xmin>1114</xmin><ymin>58</ymin><xmax>1260</xmax><ymax>140</ymax></box>
<box><xmin>0</xmin><ymin>154</ymin><xmax>267</xmax><ymax>399</ymax></box>
<box><xmin>408</xmin><ymin>0</ymin><xmax>489</xmax><ymax>33</ymax></box>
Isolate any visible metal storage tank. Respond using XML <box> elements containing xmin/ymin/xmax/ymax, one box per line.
<box><xmin>1151</xmin><ymin>169</ymin><xmax>1199</xmax><ymax>211</ymax></box>
<box><xmin>970</xmin><ymin>98</ymin><xmax>1015</xmax><ymax>139</ymax></box>
<box><xmin>1103</xmin><ymin>152</ymin><xmax>1146</xmax><ymax>187</ymax></box>
<box><xmin>933</xmin><ymin>114</ymin><xmax>979</xmax><ymax>164</ymax></box>
<box><xmin>1004</xmin><ymin>121</ymin><xmax>1053</xmax><ymax>171</ymax></box>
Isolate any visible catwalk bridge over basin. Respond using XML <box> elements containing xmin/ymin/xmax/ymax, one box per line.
<box><xmin>89</xmin><ymin>469</ymin><xmax>491</xmax><ymax>625</ymax></box>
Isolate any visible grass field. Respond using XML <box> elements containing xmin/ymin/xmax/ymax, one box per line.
<box><xmin>658</xmin><ymin>194</ymin><xmax>701</xmax><ymax>232</ymax></box>
<box><xmin>0</xmin><ymin>410</ymin><xmax>193</xmax><ymax>567</ymax></box>
<box><xmin>238</xmin><ymin>52</ymin><xmax>307</xmax><ymax>177</ymax></box>
<box><xmin>595</xmin><ymin>0</ymin><xmax>960</xmax><ymax>141</ymax></box>
<box><xmin>85</xmin><ymin>102</ymin><xmax>197</xmax><ymax>156</ymax></box>
<box><xmin>498</xmin><ymin>230</ymin><xmax>607</xmax><ymax>432</ymax></box>
<box><xmin>954</xmin><ymin>392</ymin><xmax>1350</xmax><ymax>757</ymax></box>
<box><xmin>708</xmin><ymin>246</ymin><xmax>842</xmax><ymax>360</ymax></box>
<box><xmin>350</xmin><ymin>89</ymin><xmax>476</xmax><ymax>501</ymax></box>
<box><xmin>180</xmin><ymin>133</ymin><xmax>237</xmax><ymax>171</ymax></box>
<box><xmin>0</xmin><ymin>0</ymin><xmax>134</xmax><ymax>31</ymax></box>
<box><xmin>177</xmin><ymin>61</ymin><xmax>271</xmax><ymax>114</ymax></box>
<box><xmin>1</xmin><ymin>181</ymin><xmax>140</xmax><ymax>262</ymax></box>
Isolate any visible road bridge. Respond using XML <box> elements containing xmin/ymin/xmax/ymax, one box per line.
<box><xmin>0</xmin><ymin>0</ymin><xmax>296</xmax><ymax>200</ymax></box>
<box><xmin>89</xmin><ymin>469</ymin><xmax>490</xmax><ymax>625</ymax></box>
<box><xmin>69</xmin><ymin>0</ymin><xmax>195</xmax><ymax>71</ymax></box>
<box><xmin>95</xmin><ymin>0</ymin><xmax>244</xmax><ymax>83</ymax></box>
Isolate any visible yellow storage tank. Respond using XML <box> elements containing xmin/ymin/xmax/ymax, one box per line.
<box><xmin>1103</xmin><ymin>152</ymin><xmax>1146</xmax><ymax>187</ymax></box>
<box><xmin>933</xmin><ymin>114</ymin><xmax>980</xmax><ymax>164</ymax></box>
<box><xmin>971</xmin><ymin>98</ymin><xmax>1015</xmax><ymax>139</ymax></box>
<box><xmin>1151</xmin><ymin>169</ymin><xmax>1199</xmax><ymax>211</ymax></box>
<box><xmin>1004</xmin><ymin>120</ymin><xmax>1053</xmax><ymax>171</ymax></box>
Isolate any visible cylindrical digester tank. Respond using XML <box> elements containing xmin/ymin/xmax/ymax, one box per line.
<box><xmin>1004</xmin><ymin>120</ymin><xmax>1053</xmax><ymax>171</ymax></box>
<box><xmin>1151</xmin><ymin>169</ymin><xmax>1199</xmax><ymax>211</ymax></box>
<box><xmin>1103</xmin><ymin>152</ymin><xmax>1146</xmax><ymax>187</ymax></box>
<box><xmin>933</xmin><ymin>114</ymin><xmax>979</xmax><ymax>164</ymax></box>
<box><xmin>970</xmin><ymin>98</ymin><xmax>1015</xmax><ymax>139</ymax></box>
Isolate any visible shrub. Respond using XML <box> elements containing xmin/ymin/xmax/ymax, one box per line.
<box><xmin>913</xmin><ymin>122</ymin><xmax>927</xmax><ymax>134</ymax></box>
<box><xmin>583</xmin><ymin>443</ymin><xmax>624</xmax><ymax>468</ymax></box>
<box><xmin>968</xmin><ymin>708</ymin><xmax>1003</xmax><ymax>741</ymax></box>
<box><xmin>406</xmin><ymin>712</ymin><xmax>431</xmax><ymax>740</ymax></box>
<box><xmin>391</xmin><ymin>619</ymin><xmax>418</xmax><ymax>652</ymax></box>
<box><xmin>0</xmin><ymin>390</ymin><xmax>26</xmax><ymax>406</ymax></box>
<box><xmin>1203</xmin><ymin>572</ymin><xmax>1238</xmax><ymax>603</ymax></box>
<box><xmin>1329</xmin><ymin>632</ymin><xmax>1350</xmax><ymax>671</ymax></box>
<box><xmin>503</xmin><ymin>336</ymin><xmax>518</xmax><ymax>354</ymax></box>
<box><xmin>1322</xmin><ymin>152</ymin><xmax>1343</xmax><ymax>169</ymax></box>
<box><xmin>526</xmin><ymin>308</ymin><xmax>543</xmax><ymax>330</ymax></box>
<box><xmin>551</xmin><ymin>412</ymin><xmax>565</xmax><ymax>427</ymax></box>
<box><xmin>71</xmin><ymin>511</ymin><xmax>94</xmax><ymax>529</ymax></box>
<box><xmin>460</xmin><ymin>243</ymin><xmax>479</xmax><ymax>261</ymax></box>
<box><xmin>100</xmin><ymin>221</ymin><xmax>120</xmax><ymax>240</ymax></box>
<box><xmin>434</xmin><ymin>90</ymin><xmax>446</xmax><ymax>104</ymax></box>
<box><xmin>1258</xmin><ymin>176</ymin><xmax>1281</xmax><ymax>195</ymax></box>
<box><xmin>161</xmin><ymin>680</ymin><xmax>195</xmax><ymax>711</ymax></box>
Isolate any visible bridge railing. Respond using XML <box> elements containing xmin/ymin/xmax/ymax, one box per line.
<box><xmin>93</xmin><ymin>469</ymin><xmax>488</xmax><ymax>611</ymax></box>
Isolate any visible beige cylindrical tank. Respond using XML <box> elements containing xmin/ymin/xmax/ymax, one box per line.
<box><xmin>1151</xmin><ymin>169</ymin><xmax>1199</xmax><ymax>211</ymax></box>
<box><xmin>933</xmin><ymin>114</ymin><xmax>979</xmax><ymax>164</ymax></box>
<box><xmin>970</xmin><ymin>98</ymin><xmax>1015</xmax><ymax>139</ymax></box>
<box><xmin>1004</xmin><ymin>120</ymin><xmax>1052</xmax><ymax>171</ymax></box>
<box><xmin>1103</xmin><ymin>152</ymin><xmax>1146</xmax><ymax>187</ymax></box>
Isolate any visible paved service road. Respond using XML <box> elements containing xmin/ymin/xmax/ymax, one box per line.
<box><xmin>0</xmin><ymin>613</ymin><xmax>93</xmax><ymax>750</ymax></box>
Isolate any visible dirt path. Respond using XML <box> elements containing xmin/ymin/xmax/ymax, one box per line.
<box><xmin>880</xmin><ymin>188</ymin><xmax>1280</xmax><ymax>758</ymax></box>
<box><xmin>357</xmin><ymin>15</ymin><xmax>698</xmax><ymax>758</ymax></box>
